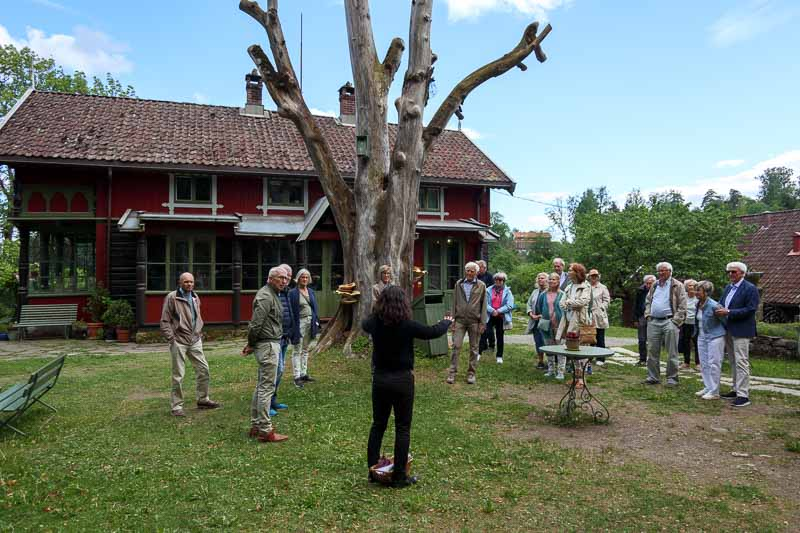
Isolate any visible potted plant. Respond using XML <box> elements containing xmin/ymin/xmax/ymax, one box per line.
<box><xmin>102</xmin><ymin>299</ymin><xmax>135</xmax><ymax>342</ymax></box>
<box><xmin>84</xmin><ymin>283</ymin><xmax>110</xmax><ymax>339</ymax></box>
<box><xmin>71</xmin><ymin>320</ymin><xmax>88</xmax><ymax>339</ymax></box>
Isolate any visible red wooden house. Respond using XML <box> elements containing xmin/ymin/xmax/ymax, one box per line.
<box><xmin>0</xmin><ymin>76</ymin><xmax>513</xmax><ymax>327</ymax></box>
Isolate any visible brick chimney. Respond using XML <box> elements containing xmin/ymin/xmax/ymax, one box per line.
<box><xmin>338</xmin><ymin>82</ymin><xmax>355</xmax><ymax>125</ymax></box>
<box><xmin>791</xmin><ymin>232</ymin><xmax>800</xmax><ymax>255</ymax></box>
<box><xmin>243</xmin><ymin>69</ymin><xmax>264</xmax><ymax>116</ymax></box>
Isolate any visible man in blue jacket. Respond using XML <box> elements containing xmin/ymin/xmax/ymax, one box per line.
<box><xmin>715</xmin><ymin>261</ymin><xmax>759</xmax><ymax>407</ymax></box>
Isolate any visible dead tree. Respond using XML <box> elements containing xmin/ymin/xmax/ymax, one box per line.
<box><xmin>240</xmin><ymin>0</ymin><xmax>551</xmax><ymax>355</ymax></box>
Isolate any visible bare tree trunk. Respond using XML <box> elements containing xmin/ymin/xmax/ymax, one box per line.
<box><xmin>240</xmin><ymin>0</ymin><xmax>551</xmax><ymax>356</ymax></box>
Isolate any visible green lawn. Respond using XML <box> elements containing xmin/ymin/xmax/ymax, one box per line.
<box><xmin>1</xmin><ymin>342</ymin><xmax>799</xmax><ymax>531</ymax></box>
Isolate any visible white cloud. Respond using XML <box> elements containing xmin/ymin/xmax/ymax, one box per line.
<box><xmin>0</xmin><ymin>24</ymin><xmax>132</xmax><ymax>75</ymax></box>
<box><xmin>525</xmin><ymin>214</ymin><xmax>553</xmax><ymax>230</ymax></box>
<box><xmin>714</xmin><ymin>159</ymin><xmax>745</xmax><ymax>168</ymax></box>
<box><xmin>460</xmin><ymin>127</ymin><xmax>482</xmax><ymax>140</ymax></box>
<box><xmin>445</xmin><ymin>0</ymin><xmax>569</xmax><ymax>22</ymax></box>
<box><xmin>647</xmin><ymin>149</ymin><xmax>800</xmax><ymax>203</ymax></box>
<box><xmin>708</xmin><ymin>0</ymin><xmax>800</xmax><ymax>47</ymax></box>
<box><xmin>310</xmin><ymin>108</ymin><xmax>338</xmax><ymax>118</ymax></box>
<box><xmin>30</xmin><ymin>0</ymin><xmax>78</xmax><ymax>14</ymax></box>
<box><xmin>193</xmin><ymin>93</ymin><xmax>209</xmax><ymax>105</ymax></box>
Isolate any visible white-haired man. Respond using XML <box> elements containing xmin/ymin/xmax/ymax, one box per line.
<box><xmin>553</xmin><ymin>258</ymin><xmax>569</xmax><ymax>290</ymax></box>
<box><xmin>447</xmin><ymin>262</ymin><xmax>488</xmax><ymax>385</ymax></box>
<box><xmin>643</xmin><ymin>262</ymin><xmax>687</xmax><ymax>386</ymax></box>
<box><xmin>715</xmin><ymin>261</ymin><xmax>759</xmax><ymax>407</ymax></box>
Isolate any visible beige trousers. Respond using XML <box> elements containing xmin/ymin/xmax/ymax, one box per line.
<box><xmin>170</xmin><ymin>339</ymin><xmax>210</xmax><ymax>411</ymax></box>
<box><xmin>291</xmin><ymin>316</ymin><xmax>312</xmax><ymax>379</ymax></box>
<box><xmin>250</xmin><ymin>340</ymin><xmax>280</xmax><ymax>432</ymax></box>
<box><xmin>725</xmin><ymin>334</ymin><xmax>751</xmax><ymax>398</ymax></box>
<box><xmin>450</xmin><ymin>321</ymin><xmax>481</xmax><ymax>377</ymax></box>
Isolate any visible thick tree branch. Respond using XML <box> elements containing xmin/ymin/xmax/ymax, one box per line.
<box><xmin>382</xmin><ymin>38</ymin><xmax>405</xmax><ymax>83</ymax></box>
<box><xmin>423</xmin><ymin>22</ymin><xmax>552</xmax><ymax>151</ymax></box>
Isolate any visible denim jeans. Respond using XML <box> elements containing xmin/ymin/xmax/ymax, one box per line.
<box><xmin>367</xmin><ymin>370</ymin><xmax>414</xmax><ymax>481</ymax></box>
<box><xmin>271</xmin><ymin>337</ymin><xmax>289</xmax><ymax>409</ymax></box>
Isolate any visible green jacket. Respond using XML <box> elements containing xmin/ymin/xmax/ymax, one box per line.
<box><xmin>248</xmin><ymin>284</ymin><xmax>284</xmax><ymax>346</ymax></box>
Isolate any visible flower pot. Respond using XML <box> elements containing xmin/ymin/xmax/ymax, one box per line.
<box><xmin>116</xmin><ymin>327</ymin><xmax>131</xmax><ymax>343</ymax></box>
<box><xmin>87</xmin><ymin>322</ymin><xmax>103</xmax><ymax>339</ymax></box>
<box><xmin>565</xmin><ymin>337</ymin><xmax>580</xmax><ymax>351</ymax></box>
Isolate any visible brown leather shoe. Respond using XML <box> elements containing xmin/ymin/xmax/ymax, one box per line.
<box><xmin>248</xmin><ymin>426</ymin><xmax>259</xmax><ymax>438</ymax></box>
<box><xmin>257</xmin><ymin>430</ymin><xmax>288</xmax><ymax>443</ymax></box>
<box><xmin>197</xmin><ymin>399</ymin><xmax>221</xmax><ymax>409</ymax></box>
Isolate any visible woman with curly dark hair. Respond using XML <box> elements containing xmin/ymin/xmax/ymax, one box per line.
<box><xmin>361</xmin><ymin>285</ymin><xmax>451</xmax><ymax>488</ymax></box>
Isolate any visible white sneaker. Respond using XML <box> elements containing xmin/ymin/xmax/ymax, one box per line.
<box><xmin>701</xmin><ymin>392</ymin><xmax>720</xmax><ymax>400</ymax></box>
<box><xmin>544</xmin><ymin>370</ymin><xmax>554</xmax><ymax>377</ymax></box>
<box><xmin>496</xmin><ymin>357</ymin><xmax>503</xmax><ymax>364</ymax></box>
<box><xmin>596</xmin><ymin>360</ymin><xmax>605</xmax><ymax>367</ymax></box>
<box><xmin>695</xmin><ymin>389</ymin><xmax>708</xmax><ymax>397</ymax></box>
<box><xmin>556</xmin><ymin>372</ymin><xmax>565</xmax><ymax>380</ymax></box>
<box><xmin>477</xmin><ymin>352</ymin><xmax>481</xmax><ymax>361</ymax></box>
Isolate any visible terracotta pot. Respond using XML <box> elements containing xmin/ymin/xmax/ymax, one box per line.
<box><xmin>116</xmin><ymin>327</ymin><xmax>130</xmax><ymax>343</ymax></box>
<box><xmin>87</xmin><ymin>322</ymin><xmax>103</xmax><ymax>339</ymax></box>
<box><xmin>565</xmin><ymin>337</ymin><xmax>581</xmax><ymax>351</ymax></box>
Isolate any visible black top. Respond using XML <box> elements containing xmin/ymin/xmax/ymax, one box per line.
<box><xmin>361</xmin><ymin>316</ymin><xmax>452</xmax><ymax>372</ymax></box>
<box><xmin>634</xmin><ymin>284</ymin><xmax>648</xmax><ymax>320</ymax></box>
<box><xmin>478</xmin><ymin>271</ymin><xmax>494</xmax><ymax>286</ymax></box>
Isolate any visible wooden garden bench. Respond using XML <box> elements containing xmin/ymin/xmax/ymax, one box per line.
<box><xmin>16</xmin><ymin>304</ymin><xmax>78</xmax><ymax>340</ymax></box>
<box><xmin>0</xmin><ymin>355</ymin><xmax>67</xmax><ymax>436</ymax></box>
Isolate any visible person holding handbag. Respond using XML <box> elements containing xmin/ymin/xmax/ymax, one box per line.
<box><xmin>556</xmin><ymin>263</ymin><xmax>592</xmax><ymax>387</ymax></box>
<box><xmin>536</xmin><ymin>272</ymin><xmax>566</xmax><ymax>379</ymax></box>
<box><xmin>485</xmin><ymin>272</ymin><xmax>514</xmax><ymax>365</ymax></box>
<box><xmin>526</xmin><ymin>272</ymin><xmax>549</xmax><ymax>370</ymax></box>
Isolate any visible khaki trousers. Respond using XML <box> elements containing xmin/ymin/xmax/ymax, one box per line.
<box><xmin>170</xmin><ymin>339</ymin><xmax>210</xmax><ymax>411</ymax></box>
<box><xmin>646</xmin><ymin>318</ymin><xmax>680</xmax><ymax>382</ymax></box>
<box><xmin>725</xmin><ymin>334</ymin><xmax>751</xmax><ymax>398</ymax></box>
<box><xmin>291</xmin><ymin>316</ymin><xmax>312</xmax><ymax>379</ymax></box>
<box><xmin>250</xmin><ymin>340</ymin><xmax>280</xmax><ymax>432</ymax></box>
<box><xmin>450</xmin><ymin>321</ymin><xmax>481</xmax><ymax>377</ymax></box>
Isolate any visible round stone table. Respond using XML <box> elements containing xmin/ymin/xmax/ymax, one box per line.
<box><xmin>540</xmin><ymin>345</ymin><xmax>615</xmax><ymax>423</ymax></box>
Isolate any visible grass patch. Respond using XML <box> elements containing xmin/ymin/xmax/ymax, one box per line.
<box><xmin>1</xmin><ymin>341</ymin><xmax>798</xmax><ymax>530</ymax></box>
<box><xmin>606</xmin><ymin>326</ymin><xmax>637</xmax><ymax>338</ymax></box>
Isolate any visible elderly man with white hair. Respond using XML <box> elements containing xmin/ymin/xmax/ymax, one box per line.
<box><xmin>447</xmin><ymin>261</ymin><xmax>488</xmax><ymax>385</ymax></box>
<box><xmin>715</xmin><ymin>261</ymin><xmax>759</xmax><ymax>407</ymax></box>
<box><xmin>553</xmin><ymin>258</ymin><xmax>569</xmax><ymax>290</ymax></box>
<box><xmin>643</xmin><ymin>262</ymin><xmax>687</xmax><ymax>386</ymax></box>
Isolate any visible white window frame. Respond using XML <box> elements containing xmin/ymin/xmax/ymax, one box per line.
<box><xmin>418</xmin><ymin>186</ymin><xmax>448</xmax><ymax>221</ymax></box>
<box><xmin>258</xmin><ymin>177</ymin><xmax>308</xmax><ymax>214</ymax></box>
<box><xmin>163</xmin><ymin>174</ymin><xmax>223</xmax><ymax>215</ymax></box>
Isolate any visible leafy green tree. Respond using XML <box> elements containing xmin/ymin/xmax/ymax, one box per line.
<box><xmin>757</xmin><ymin>166</ymin><xmax>798</xmax><ymax>210</ymax></box>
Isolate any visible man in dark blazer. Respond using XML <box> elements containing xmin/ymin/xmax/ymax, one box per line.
<box><xmin>715</xmin><ymin>261</ymin><xmax>759</xmax><ymax>407</ymax></box>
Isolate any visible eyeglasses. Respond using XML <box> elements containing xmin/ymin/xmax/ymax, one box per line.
<box><xmin>726</xmin><ymin>270</ymin><xmax>737</xmax><ymax>274</ymax></box>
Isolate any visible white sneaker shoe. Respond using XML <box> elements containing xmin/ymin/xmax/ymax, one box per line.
<box><xmin>701</xmin><ymin>392</ymin><xmax>720</xmax><ymax>400</ymax></box>
<box><xmin>695</xmin><ymin>389</ymin><xmax>708</xmax><ymax>397</ymax></box>
<box><xmin>496</xmin><ymin>357</ymin><xmax>503</xmax><ymax>364</ymax></box>
<box><xmin>477</xmin><ymin>352</ymin><xmax>481</xmax><ymax>361</ymax></box>
<box><xmin>556</xmin><ymin>372</ymin><xmax>565</xmax><ymax>380</ymax></box>
<box><xmin>596</xmin><ymin>360</ymin><xmax>605</xmax><ymax>366</ymax></box>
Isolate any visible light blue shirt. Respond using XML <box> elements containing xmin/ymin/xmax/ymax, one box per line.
<box><xmin>462</xmin><ymin>279</ymin><xmax>476</xmax><ymax>300</ymax></box>
<box><xmin>179</xmin><ymin>287</ymin><xmax>197</xmax><ymax>329</ymax></box>
<box><xmin>724</xmin><ymin>279</ymin><xmax>743</xmax><ymax>308</ymax></box>
<box><xmin>650</xmin><ymin>278</ymin><xmax>672</xmax><ymax>318</ymax></box>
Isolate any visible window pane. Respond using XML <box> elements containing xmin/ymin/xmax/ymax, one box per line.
<box><xmin>173</xmin><ymin>239</ymin><xmax>190</xmax><ymax>264</ymax></box>
<box><xmin>262</xmin><ymin>240</ymin><xmax>279</xmax><ymax>266</ymax></box>
<box><xmin>195</xmin><ymin>177</ymin><xmax>212</xmax><ymax>202</ymax></box>
<box><xmin>147</xmin><ymin>265</ymin><xmax>166</xmax><ymax>291</ymax></box>
<box><xmin>194</xmin><ymin>239</ymin><xmax>212</xmax><ymax>263</ymax></box>
<box><xmin>306</xmin><ymin>241</ymin><xmax>323</xmax><ymax>264</ymax></box>
<box><xmin>446</xmin><ymin>266</ymin><xmax>460</xmax><ymax>290</ymax></box>
<box><xmin>242</xmin><ymin>240</ymin><xmax>259</xmax><ymax>264</ymax></box>
<box><xmin>428</xmin><ymin>189</ymin><xmax>439</xmax><ymax>210</ymax></box>
<box><xmin>194</xmin><ymin>265</ymin><xmax>211</xmax><ymax>290</ymax></box>
<box><xmin>279</xmin><ymin>241</ymin><xmax>296</xmax><ymax>272</ymax></box>
<box><xmin>330</xmin><ymin>241</ymin><xmax>344</xmax><ymax>290</ymax></box>
<box><xmin>446</xmin><ymin>239</ymin><xmax>460</xmax><ymax>265</ymax></box>
<box><xmin>243</xmin><ymin>264</ymin><xmax>260</xmax><ymax>290</ymax></box>
<box><xmin>148</xmin><ymin>236</ymin><xmax>166</xmax><ymax>262</ymax></box>
<box><xmin>428</xmin><ymin>265</ymin><xmax>442</xmax><ymax>290</ymax></box>
<box><xmin>171</xmin><ymin>264</ymin><xmax>188</xmax><ymax>288</ymax></box>
<box><xmin>269</xmin><ymin>179</ymin><xmax>303</xmax><ymax>206</ymax></box>
<box><xmin>215</xmin><ymin>264</ymin><xmax>232</xmax><ymax>290</ymax></box>
<box><xmin>176</xmin><ymin>177</ymin><xmax>192</xmax><ymax>201</ymax></box>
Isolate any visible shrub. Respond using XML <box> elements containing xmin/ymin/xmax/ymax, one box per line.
<box><xmin>607</xmin><ymin>298</ymin><xmax>623</xmax><ymax>326</ymax></box>
<box><xmin>85</xmin><ymin>283</ymin><xmax>111</xmax><ymax>322</ymax></box>
<box><xmin>102</xmin><ymin>300</ymin><xmax>135</xmax><ymax>328</ymax></box>
<box><xmin>757</xmin><ymin>322</ymin><xmax>800</xmax><ymax>340</ymax></box>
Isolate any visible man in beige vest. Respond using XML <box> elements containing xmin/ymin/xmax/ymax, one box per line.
<box><xmin>160</xmin><ymin>272</ymin><xmax>221</xmax><ymax>417</ymax></box>
<box><xmin>447</xmin><ymin>262</ymin><xmax>488</xmax><ymax>385</ymax></box>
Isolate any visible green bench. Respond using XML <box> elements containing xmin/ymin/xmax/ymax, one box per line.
<box><xmin>0</xmin><ymin>355</ymin><xmax>67</xmax><ymax>436</ymax></box>
<box><xmin>16</xmin><ymin>304</ymin><xmax>78</xmax><ymax>340</ymax></box>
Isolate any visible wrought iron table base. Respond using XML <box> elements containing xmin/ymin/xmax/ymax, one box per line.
<box><xmin>559</xmin><ymin>358</ymin><xmax>610</xmax><ymax>423</ymax></box>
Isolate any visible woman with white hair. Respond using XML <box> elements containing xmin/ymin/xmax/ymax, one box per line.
<box><xmin>289</xmin><ymin>268</ymin><xmax>321</xmax><ymax>387</ymax></box>
<box><xmin>372</xmin><ymin>265</ymin><xmax>393</xmax><ymax>301</ymax></box>
<box><xmin>485</xmin><ymin>272</ymin><xmax>514</xmax><ymax>364</ymax></box>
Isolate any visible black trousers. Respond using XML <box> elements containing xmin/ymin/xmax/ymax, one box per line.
<box><xmin>479</xmin><ymin>322</ymin><xmax>496</xmax><ymax>351</ymax></box>
<box><xmin>678</xmin><ymin>323</ymin><xmax>699</xmax><ymax>364</ymax></box>
<box><xmin>592</xmin><ymin>328</ymin><xmax>606</xmax><ymax>361</ymax></box>
<box><xmin>367</xmin><ymin>370</ymin><xmax>414</xmax><ymax>481</ymax></box>
<box><xmin>486</xmin><ymin>315</ymin><xmax>505</xmax><ymax>359</ymax></box>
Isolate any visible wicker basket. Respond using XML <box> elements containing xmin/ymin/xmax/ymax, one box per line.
<box><xmin>565</xmin><ymin>337</ymin><xmax>581</xmax><ymax>351</ymax></box>
<box><xmin>369</xmin><ymin>455</ymin><xmax>413</xmax><ymax>485</ymax></box>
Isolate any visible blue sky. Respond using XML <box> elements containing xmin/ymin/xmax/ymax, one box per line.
<box><xmin>3</xmin><ymin>0</ymin><xmax>799</xmax><ymax>237</ymax></box>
